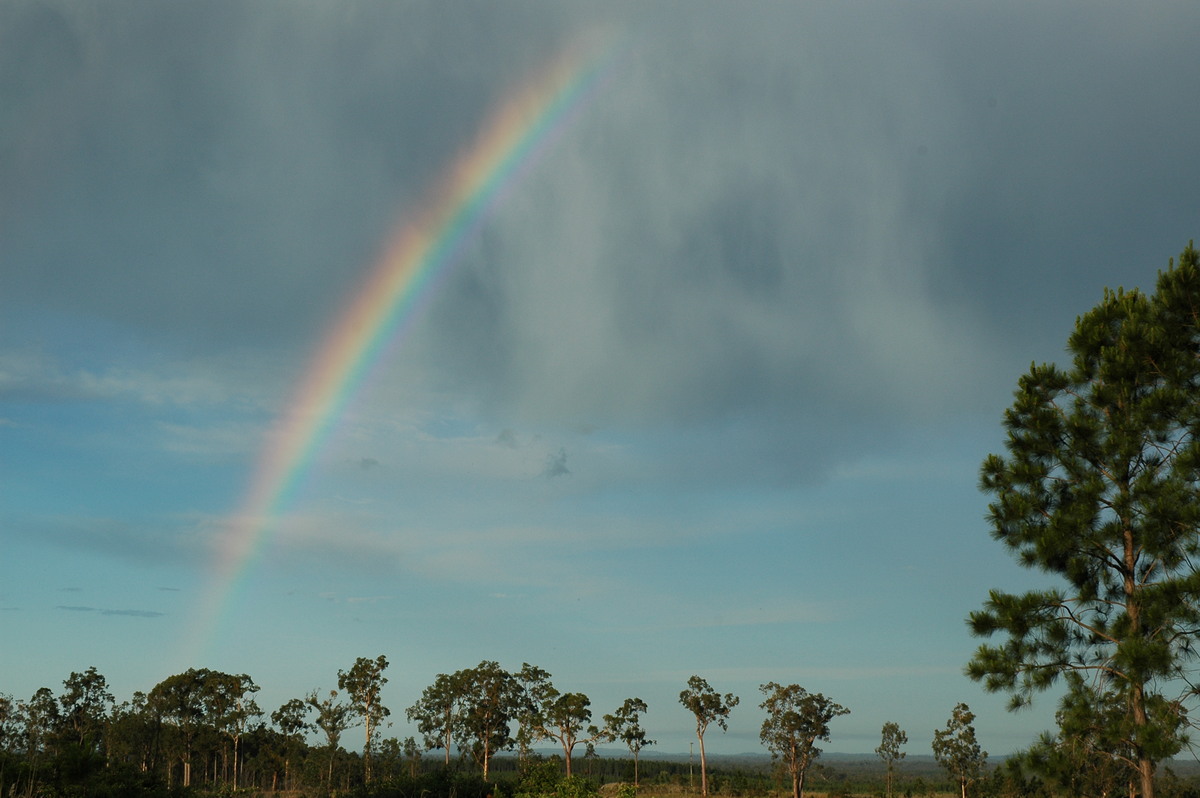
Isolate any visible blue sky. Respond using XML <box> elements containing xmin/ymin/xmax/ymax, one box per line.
<box><xmin>3</xmin><ymin>0</ymin><xmax>1200</xmax><ymax>759</ymax></box>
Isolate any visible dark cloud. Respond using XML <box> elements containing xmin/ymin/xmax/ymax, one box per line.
<box><xmin>542</xmin><ymin>448</ymin><xmax>570</xmax><ymax>479</ymax></box>
<box><xmin>3</xmin><ymin>0</ymin><xmax>1198</xmax><ymax>485</ymax></box>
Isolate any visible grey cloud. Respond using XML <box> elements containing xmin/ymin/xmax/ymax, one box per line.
<box><xmin>3</xmin><ymin>0</ymin><xmax>1198</xmax><ymax>488</ymax></box>
<box><xmin>542</xmin><ymin>448</ymin><xmax>570</xmax><ymax>479</ymax></box>
<box><xmin>54</xmin><ymin>605</ymin><xmax>165</xmax><ymax>618</ymax></box>
<box><xmin>14</xmin><ymin>514</ymin><xmax>209</xmax><ymax>566</ymax></box>
<box><xmin>420</xmin><ymin>1</ymin><xmax>1200</xmax><ymax>438</ymax></box>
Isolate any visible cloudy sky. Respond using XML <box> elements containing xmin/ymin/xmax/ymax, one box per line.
<box><xmin>3</xmin><ymin>0</ymin><xmax>1199</xmax><ymax>758</ymax></box>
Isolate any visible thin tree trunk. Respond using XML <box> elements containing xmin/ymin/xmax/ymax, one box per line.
<box><xmin>699</xmin><ymin>734</ymin><xmax>708</xmax><ymax>797</ymax></box>
<box><xmin>365</xmin><ymin>714</ymin><xmax>374</xmax><ymax>783</ymax></box>
<box><xmin>1124</xmin><ymin>522</ymin><xmax>1155</xmax><ymax>798</ymax></box>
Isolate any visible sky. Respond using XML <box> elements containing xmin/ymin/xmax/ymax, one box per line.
<box><xmin>3</xmin><ymin>0</ymin><xmax>1200</xmax><ymax>760</ymax></box>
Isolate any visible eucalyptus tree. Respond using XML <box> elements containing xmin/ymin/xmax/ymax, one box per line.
<box><xmin>204</xmin><ymin>671</ymin><xmax>260</xmax><ymax>786</ymax></box>
<box><xmin>514</xmin><ymin>662</ymin><xmax>555</xmax><ymax>763</ymax></box>
<box><xmin>402</xmin><ymin>735</ymin><xmax>422</xmax><ymax>778</ymax></box>
<box><xmin>678</xmin><ymin>675</ymin><xmax>739</xmax><ymax>798</ymax></box>
<box><xmin>148</xmin><ymin>669</ymin><xmax>210</xmax><ymax>786</ymax></box>
<box><xmin>0</xmin><ymin>693</ymin><xmax>18</xmax><ymax>753</ymax></box>
<box><xmin>339</xmin><ymin>654</ymin><xmax>390</xmax><ymax>782</ymax></box>
<box><xmin>603</xmin><ymin>697</ymin><xmax>655</xmax><ymax>787</ymax></box>
<box><xmin>307</xmin><ymin>689</ymin><xmax>356</xmax><ymax>788</ymax></box>
<box><xmin>407</xmin><ymin>670</ymin><xmax>465</xmax><ymax>766</ymax></box>
<box><xmin>58</xmin><ymin>666</ymin><xmax>114</xmax><ymax>753</ymax></box>
<box><xmin>968</xmin><ymin>243</ymin><xmax>1200</xmax><ymax>798</ymax></box>
<box><xmin>271</xmin><ymin>698</ymin><xmax>312</xmax><ymax>790</ymax></box>
<box><xmin>758</xmin><ymin>682</ymin><xmax>849</xmax><ymax>798</ymax></box>
<box><xmin>17</xmin><ymin>686</ymin><xmax>60</xmax><ymax>796</ymax></box>
<box><xmin>456</xmin><ymin>660</ymin><xmax>523</xmax><ymax>778</ymax></box>
<box><xmin>876</xmin><ymin>722</ymin><xmax>907</xmax><ymax>798</ymax></box>
<box><xmin>107</xmin><ymin>691</ymin><xmax>157</xmax><ymax>776</ymax></box>
<box><xmin>20</xmin><ymin>687</ymin><xmax>60</xmax><ymax>758</ymax></box>
<box><xmin>534</xmin><ymin>686</ymin><xmax>611</xmax><ymax>777</ymax></box>
<box><xmin>932</xmin><ymin>703</ymin><xmax>987</xmax><ymax>798</ymax></box>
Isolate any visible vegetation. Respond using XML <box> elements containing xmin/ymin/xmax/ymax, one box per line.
<box><xmin>876</xmin><ymin>722</ymin><xmax>907</xmax><ymax>798</ymax></box>
<box><xmin>603</xmin><ymin>697</ymin><xmax>655</xmax><ymax>787</ymax></box>
<box><xmin>931</xmin><ymin>704</ymin><xmax>986</xmax><ymax>798</ymax></box>
<box><xmin>758</xmin><ymin>682</ymin><xmax>849</xmax><ymax>798</ymax></box>
<box><xmin>9</xmin><ymin>656</ymin><xmax>1200</xmax><ymax>798</ymax></box>
<box><xmin>679</xmin><ymin>675</ymin><xmax>740</xmax><ymax>798</ymax></box>
<box><xmin>968</xmin><ymin>243</ymin><xmax>1200</xmax><ymax>798</ymax></box>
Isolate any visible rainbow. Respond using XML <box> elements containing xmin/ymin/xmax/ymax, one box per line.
<box><xmin>186</xmin><ymin>33</ymin><xmax>621</xmax><ymax>659</ymax></box>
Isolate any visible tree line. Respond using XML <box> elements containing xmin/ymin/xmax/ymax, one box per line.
<box><xmin>0</xmin><ymin>652</ymin><xmax>1008</xmax><ymax>798</ymax></box>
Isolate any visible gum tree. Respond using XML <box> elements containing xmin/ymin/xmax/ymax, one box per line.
<box><xmin>968</xmin><ymin>244</ymin><xmax>1200</xmax><ymax>798</ymax></box>
<box><xmin>758</xmin><ymin>682</ymin><xmax>849</xmax><ymax>798</ymax></box>
<box><xmin>58</xmin><ymin>667</ymin><xmax>114</xmax><ymax>753</ymax></box>
<box><xmin>306</xmin><ymin>689</ymin><xmax>355</xmax><ymax>788</ymax></box>
<box><xmin>679</xmin><ymin>675</ymin><xmax>739</xmax><ymax>798</ymax></box>
<box><xmin>534</xmin><ymin>686</ymin><xmax>611</xmax><ymax>777</ymax></box>
<box><xmin>407</xmin><ymin>670</ymin><xmax>464</xmax><ymax>766</ymax></box>
<box><xmin>604</xmin><ymin>697</ymin><xmax>655</xmax><ymax>788</ymax></box>
<box><xmin>338</xmin><ymin>655</ymin><xmax>390</xmax><ymax>783</ymax></box>
<box><xmin>271</xmin><ymin>698</ymin><xmax>312</xmax><ymax>791</ymax></box>
<box><xmin>932</xmin><ymin>703</ymin><xmax>986</xmax><ymax>798</ymax></box>
<box><xmin>456</xmin><ymin>661</ymin><xmax>522</xmax><ymax>778</ymax></box>
<box><xmin>876</xmin><ymin>721</ymin><xmax>907</xmax><ymax>798</ymax></box>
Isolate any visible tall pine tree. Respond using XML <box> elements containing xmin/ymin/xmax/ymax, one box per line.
<box><xmin>968</xmin><ymin>243</ymin><xmax>1200</xmax><ymax>798</ymax></box>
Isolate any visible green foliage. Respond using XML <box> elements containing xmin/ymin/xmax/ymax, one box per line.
<box><xmin>340</xmin><ymin>654</ymin><xmax>391</xmax><ymax>782</ymax></box>
<box><xmin>932</xmin><ymin>703</ymin><xmax>987</xmax><ymax>798</ymax></box>
<box><xmin>511</xmin><ymin>758</ymin><xmax>601</xmax><ymax>798</ymax></box>
<box><xmin>456</xmin><ymin>660</ymin><xmax>523</xmax><ymax>777</ymax></box>
<box><xmin>680</xmin><ymin>675</ymin><xmax>740</xmax><ymax>736</ymax></box>
<box><xmin>969</xmin><ymin>242</ymin><xmax>1200</xmax><ymax>797</ymax></box>
<box><xmin>877</xmin><ymin>721</ymin><xmax>908</xmax><ymax>798</ymax></box>
<box><xmin>603</xmin><ymin>697</ymin><xmax>654</xmax><ymax>786</ymax></box>
<box><xmin>407</xmin><ymin>669</ymin><xmax>466</xmax><ymax>765</ymax></box>
<box><xmin>680</xmin><ymin>675</ymin><xmax>740</xmax><ymax>796</ymax></box>
<box><xmin>758</xmin><ymin>682</ymin><xmax>849</xmax><ymax>798</ymax></box>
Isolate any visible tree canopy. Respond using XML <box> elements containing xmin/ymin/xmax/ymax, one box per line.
<box><xmin>968</xmin><ymin>243</ymin><xmax>1200</xmax><ymax>798</ymax></box>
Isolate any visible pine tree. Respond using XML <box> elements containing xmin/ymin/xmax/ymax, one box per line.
<box><xmin>968</xmin><ymin>243</ymin><xmax>1200</xmax><ymax>798</ymax></box>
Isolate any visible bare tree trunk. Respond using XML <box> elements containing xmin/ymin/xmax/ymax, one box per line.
<box><xmin>698</xmin><ymin>735</ymin><xmax>708</xmax><ymax>797</ymax></box>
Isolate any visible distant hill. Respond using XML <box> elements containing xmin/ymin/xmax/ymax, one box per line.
<box><xmin>509</xmin><ymin>747</ymin><xmax>1200</xmax><ymax>780</ymax></box>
